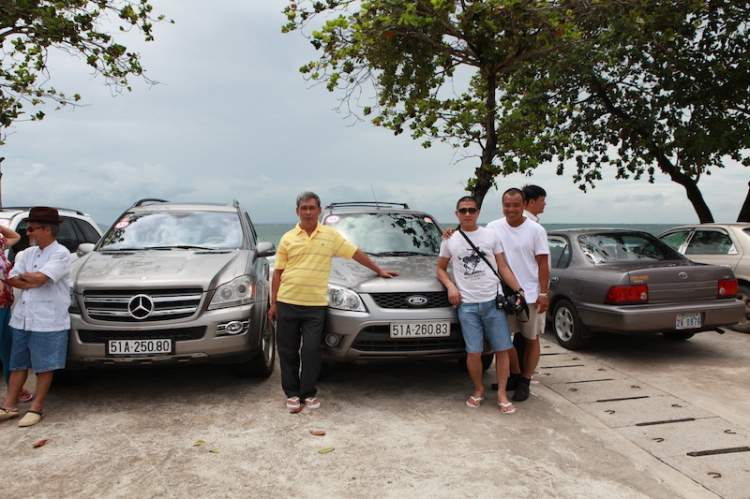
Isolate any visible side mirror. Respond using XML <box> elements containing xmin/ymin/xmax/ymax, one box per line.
<box><xmin>76</xmin><ymin>243</ymin><xmax>96</xmax><ymax>257</ymax></box>
<box><xmin>256</xmin><ymin>242</ymin><xmax>276</xmax><ymax>258</ymax></box>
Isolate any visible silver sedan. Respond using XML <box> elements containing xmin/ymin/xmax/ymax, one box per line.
<box><xmin>546</xmin><ymin>229</ymin><xmax>745</xmax><ymax>350</ymax></box>
<box><xmin>658</xmin><ymin>223</ymin><xmax>750</xmax><ymax>333</ymax></box>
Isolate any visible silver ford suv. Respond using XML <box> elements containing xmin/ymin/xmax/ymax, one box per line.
<box><xmin>68</xmin><ymin>199</ymin><xmax>276</xmax><ymax>377</ymax></box>
<box><xmin>319</xmin><ymin>202</ymin><xmax>492</xmax><ymax>369</ymax></box>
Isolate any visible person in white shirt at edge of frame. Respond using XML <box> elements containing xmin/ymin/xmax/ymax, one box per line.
<box><xmin>437</xmin><ymin>196</ymin><xmax>525</xmax><ymax>414</ymax></box>
<box><xmin>521</xmin><ymin>184</ymin><xmax>548</xmax><ymax>386</ymax></box>
<box><xmin>485</xmin><ymin>188</ymin><xmax>549</xmax><ymax>402</ymax></box>
<box><xmin>0</xmin><ymin>207</ymin><xmax>71</xmax><ymax>428</ymax></box>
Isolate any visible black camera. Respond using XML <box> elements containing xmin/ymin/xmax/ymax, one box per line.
<box><xmin>498</xmin><ymin>292</ymin><xmax>530</xmax><ymax>322</ymax></box>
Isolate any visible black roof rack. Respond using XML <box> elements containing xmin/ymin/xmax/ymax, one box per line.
<box><xmin>324</xmin><ymin>201</ymin><xmax>410</xmax><ymax>210</ymax></box>
<box><xmin>0</xmin><ymin>206</ymin><xmax>88</xmax><ymax>216</ymax></box>
<box><xmin>130</xmin><ymin>198</ymin><xmax>169</xmax><ymax>208</ymax></box>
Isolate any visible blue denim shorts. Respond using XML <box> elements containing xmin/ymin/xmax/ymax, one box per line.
<box><xmin>9</xmin><ymin>327</ymin><xmax>69</xmax><ymax>373</ymax></box>
<box><xmin>457</xmin><ymin>300</ymin><xmax>513</xmax><ymax>353</ymax></box>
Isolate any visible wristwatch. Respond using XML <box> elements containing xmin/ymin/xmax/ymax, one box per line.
<box><xmin>515</xmin><ymin>288</ymin><xmax>524</xmax><ymax>294</ymax></box>
<box><xmin>539</xmin><ymin>293</ymin><xmax>548</xmax><ymax>297</ymax></box>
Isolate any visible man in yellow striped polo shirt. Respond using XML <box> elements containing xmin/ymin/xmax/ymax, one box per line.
<box><xmin>268</xmin><ymin>192</ymin><xmax>399</xmax><ymax>411</ymax></box>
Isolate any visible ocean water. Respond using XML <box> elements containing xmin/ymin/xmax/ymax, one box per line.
<box><xmin>255</xmin><ymin>222</ymin><xmax>676</xmax><ymax>248</ymax></box>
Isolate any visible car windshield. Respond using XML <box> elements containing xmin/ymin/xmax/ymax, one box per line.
<box><xmin>578</xmin><ymin>232</ymin><xmax>685</xmax><ymax>263</ymax></box>
<box><xmin>99</xmin><ymin>210</ymin><xmax>243</xmax><ymax>250</ymax></box>
<box><xmin>323</xmin><ymin>212</ymin><xmax>442</xmax><ymax>256</ymax></box>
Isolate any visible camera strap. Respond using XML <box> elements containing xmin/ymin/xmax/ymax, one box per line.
<box><xmin>457</xmin><ymin>229</ymin><xmax>529</xmax><ymax>322</ymax></box>
<box><xmin>457</xmin><ymin>229</ymin><xmax>503</xmax><ymax>285</ymax></box>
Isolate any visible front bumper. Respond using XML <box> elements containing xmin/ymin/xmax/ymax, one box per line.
<box><xmin>67</xmin><ymin>303</ymin><xmax>261</xmax><ymax>368</ymax></box>
<box><xmin>320</xmin><ymin>304</ymin><xmax>472</xmax><ymax>363</ymax></box>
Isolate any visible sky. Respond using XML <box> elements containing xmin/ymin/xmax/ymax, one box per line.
<box><xmin>1</xmin><ymin>0</ymin><xmax>747</xmax><ymax>228</ymax></box>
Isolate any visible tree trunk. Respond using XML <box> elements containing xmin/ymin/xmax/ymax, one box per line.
<box><xmin>738</xmin><ymin>181</ymin><xmax>750</xmax><ymax>223</ymax></box>
<box><xmin>589</xmin><ymin>77</ymin><xmax>714</xmax><ymax>223</ymax></box>
<box><xmin>471</xmin><ymin>70</ymin><xmax>498</xmax><ymax>210</ymax></box>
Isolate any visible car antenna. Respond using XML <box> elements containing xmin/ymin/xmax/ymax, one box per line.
<box><xmin>370</xmin><ymin>184</ymin><xmax>379</xmax><ymax>209</ymax></box>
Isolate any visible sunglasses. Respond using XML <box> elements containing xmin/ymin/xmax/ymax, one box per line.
<box><xmin>457</xmin><ymin>207</ymin><xmax>478</xmax><ymax>214</ymax></box>
<box><xmin>26</xmin><ymin>225</ymin><xmax>46</xmax><ymax>233</ymax></box>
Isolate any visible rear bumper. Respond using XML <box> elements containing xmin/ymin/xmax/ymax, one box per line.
<box><xmin>577</xmin><ymin>299</ymin><xmax>745</xmax><ymax>334</ymax></box>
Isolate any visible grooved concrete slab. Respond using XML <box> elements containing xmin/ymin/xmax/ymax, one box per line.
<box><xmin>545</xmin><ymin>377</ymin><xmax>668</xmax><ymax>404</ymax></box>
<box><xmin>617</xmin><ymin>417</ymin><xmax>750</xmax><ymax>457</ymax></box>
<box><xmin>663</xmin><ymin>451</ymin><xmax>750</xmax><ymax>499</ymax></box>
<box><xmin>537</xmin><ymin>361</ymin><xmax>624</xmax><ymax>384</ymax></box>
<box><xmin>577</xmin><ymin>394</ymin><xmax>715</xmax><ymax>428</ymax></box>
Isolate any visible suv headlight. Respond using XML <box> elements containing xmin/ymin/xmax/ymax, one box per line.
<box><xmin>327</xmin><ymin>284</ymin><xmax>366</xmax><ymax>312</ymax></box>
<box><xmin>69</xmin><ymin>288</ymin><xmax>80</xmax><ymax>314</ymax></box>
<box><xmin>209</xmin><ymin>276</ymin><xmax>255</xmax><ymax>310</ymax></box>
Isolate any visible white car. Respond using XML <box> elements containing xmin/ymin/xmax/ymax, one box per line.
<box><xmin>658</xmin><ymin>223</ymin><xmax>750</xmax><ymax>333</ymax></box>
<box><xmin>0</xmin><ymin>206</ymin><xmax>102</xmax><ymax>263</ymax></box>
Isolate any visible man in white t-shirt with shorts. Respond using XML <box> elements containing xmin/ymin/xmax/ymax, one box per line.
<box><xmin>437</xmin><ymin>196</ymin><xmax>524</xmax><ymax>414</ymax></box>
<box><xmin>486</xmin><ymin>188</ymin><xmax>549</xmax><ymax>402</ymax></box>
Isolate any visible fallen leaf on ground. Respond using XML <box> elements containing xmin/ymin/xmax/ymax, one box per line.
<box><xmin>32</xmin><ymin>439</ymin><xmax>48</xmax><ymax>448</ymax></box>
<box><xmin>193</xmin><ymin>440</ymin><xmax>205</xmax><ymax>447</ymax></box>
<box><xmin>318</xmin><ymin>447</ymin><xmax>335</xmax><ymax>454</ymax></box>
<box><xmin>310</xmin><ymin>430</ymin><xmax>326</xmax><ymax>436</ymax></box>
<box><xmin>209</xmin><ymin>449</ymin><xmax>219</xmax><ymax>453</ymax></box>
<box><xmin>290</xmin><ymin>406</ymin><xmax>304</xmax><ymax>414</ymax></box>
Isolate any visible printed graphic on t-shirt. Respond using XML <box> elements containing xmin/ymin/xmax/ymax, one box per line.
<box><xmin>458</xmin><ymin>247</ymin><xmax>488</xmax><ymax>279</ymax></box>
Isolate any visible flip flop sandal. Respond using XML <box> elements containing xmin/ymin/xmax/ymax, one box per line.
<box><xmin>18</xmin><ymin>389</ymin><xmax>34</xmax><ymax>403</ymax></box>
<box><xmin>498</xmin><ymin>402</ymin><xmax>516</xmax><ymax>414</ymax></box>
<box><xmin>18</xmin><ymin>410</ymin><xmax>44</xmax><ymax>427</ymax></box>
<box><xmin>286</xmin><ymin>397</ymin><xmax>301</xmax><ymax>410</ymax></box>
<box><xmin>465</xmin><ymin>396</ymin><xmax>484</xmax><ymax>408</ymax></box>
<box><xmin>304</xmin><ymin>397</ymin><xmax>321</xmax><ymax>409</ymax></box>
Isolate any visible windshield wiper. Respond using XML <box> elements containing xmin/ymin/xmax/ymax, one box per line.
<box><xmin>142</xmin><ymin>245</ymin><xmax>215</xmax><ymax>251</ymax></box>
<box><xmin>99</xmin><ymin>247</ymin><xmax>147</xmax><ymax>251</ymax></box>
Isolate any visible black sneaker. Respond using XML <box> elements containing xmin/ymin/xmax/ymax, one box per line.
<box><xmin>512</xmin><ymin>377</ymin><xmax>531</xmax><ymax>402</ymax></box>
<box><xmin>491</xmin><ymin>374</ymin><xmax>522</xmax><ymax>391</ymax></box>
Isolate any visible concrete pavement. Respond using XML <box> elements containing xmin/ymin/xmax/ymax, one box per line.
<box><xmin>0</xmin><ymin>332</ymin><xmax>745</xmax><ymax>498</ymax></box>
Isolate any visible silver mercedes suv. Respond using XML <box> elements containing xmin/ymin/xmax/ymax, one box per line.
<box><xmin>68</xmin><ymin>199</ymin><xmax>276</xmax><ymax>377</ymax></box>
<box><xmin>319</xmin><ymin>202</ymin><xmax>492</xmax><ymax>369</ymax></box>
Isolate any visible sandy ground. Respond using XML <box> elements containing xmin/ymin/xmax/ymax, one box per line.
<box><xmin>0</xmin><ymin>340</ymin><xmax>711</xmax><ymax>499</ymax></box>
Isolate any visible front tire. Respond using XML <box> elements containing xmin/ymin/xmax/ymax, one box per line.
<box><xmin>234</xmin><ymin>313</ymin><xmax>276</xmax><ymax>378</ymax></box>
<box><xmin>553</xmin><ymin>299</ymin><xmax>590</xmax><ymax>350</ymax></box>
<box><xmin>730</xmin><ymin>284</ymin><xmax>750</xmax><ymax>333</ymax></box>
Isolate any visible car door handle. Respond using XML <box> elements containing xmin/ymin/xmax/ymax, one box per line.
<box><xmin>550</xmin><ymin>277</ymin><xmax>559</xmax><ymax>282</ymax></box>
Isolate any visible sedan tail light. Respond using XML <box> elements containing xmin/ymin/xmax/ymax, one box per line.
<box><xmin>605</xmin><ymin>285</ymin><xmax>649</xmax><ymax>304</ymax></box>
<box><xmin>718</xmin><ymin>279</ymin><xmax>738</xmax><ymax>298</ymax></box>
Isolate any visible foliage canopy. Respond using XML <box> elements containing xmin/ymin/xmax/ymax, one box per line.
<box><xmin>0</xmin><ymin>0</ymin><xmax>170</xmax><ymax>143</ymax></box>
<box><xmin>284</xmin><ymin>0</ymin><xmax>750</xmax><ymax>222</ymax></box>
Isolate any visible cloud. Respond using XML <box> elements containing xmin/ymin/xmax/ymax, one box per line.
<box><xmin>0</xmin><ymin>0</ymin><xmax>746</xmax><ymax>229</ymax></box>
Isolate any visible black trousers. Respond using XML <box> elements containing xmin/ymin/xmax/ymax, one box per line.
<box><xmin>276</xmin><ymin>302</ymin><xmax>326</xmax><ymax>400</ymax></box>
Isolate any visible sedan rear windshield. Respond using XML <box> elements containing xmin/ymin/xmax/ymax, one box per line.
<box><xmin>579</xmin><ymin>233</ymin><xmax>685</xmax><ymax>263</ymax></box>
<box><xmin>99</xmin><ymin>211</ymin><xmax>243</xmax><ymax>250</ymax></box>
<box><xmin>323</xmin><ymin>212</ymin><xmax>442</xmax><ymax>256</ymax></box>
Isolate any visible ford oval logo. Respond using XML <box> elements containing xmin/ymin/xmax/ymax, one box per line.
<box><xmin>678</xmin><ymin>272</ymin><xmax>688</xmax><ymax>280</ymax></box>
<box><xmin>406</xmin><ymin>295</ymin><xmax>429</xmax><ymax>307</ymax></box>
